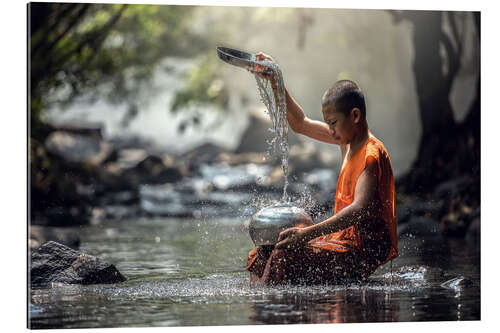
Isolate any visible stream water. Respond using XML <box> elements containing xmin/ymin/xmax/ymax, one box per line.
<box><xmin>253</xmin><ymin>59</ymin><xmax>289</xmax><ymax>201</ymax></box>
<box><xmin>29</xmin><ymin>216</ymin><xmax>480</xmax><ymax>328</ymax></box>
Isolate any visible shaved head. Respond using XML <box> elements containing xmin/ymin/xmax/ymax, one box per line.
<box><xmin>322</xmin><ymin>80</ymin><xmax>366</xmax><ymax>118</ymax></box>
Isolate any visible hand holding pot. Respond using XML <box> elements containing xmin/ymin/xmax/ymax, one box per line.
<box><xmin>275</xmin><ymin>226</ymin><xmax>311</xmax><ymax>249</ymax></box>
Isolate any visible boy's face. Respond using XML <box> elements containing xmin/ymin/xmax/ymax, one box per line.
<box><xmin>322</xmin><ymin>104</ymin><xmax>357</xmax><ymax>145</ymax></box>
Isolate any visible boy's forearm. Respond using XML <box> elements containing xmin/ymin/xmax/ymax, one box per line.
<box><xmin>284</xmin><ymin>88</ymin><xmax>306</xmax><ymax>133</ymax></box>
<box><xmin>303</xmin><ymin>203</ymin><xmax>367</xmax><ymax>240</ymax></box>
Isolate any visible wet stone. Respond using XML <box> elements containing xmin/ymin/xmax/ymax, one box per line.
<box><xmin>440</xmin><ymin>276</ymin><xmax>473</xmax><ymax>290</ymax></box>
<box><xmin>30</xmin><ymin>241</ymin><xmax>126</xmax><ymax>287</ymax></box>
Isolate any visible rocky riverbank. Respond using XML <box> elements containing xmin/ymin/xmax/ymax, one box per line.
<box><xmin>29</xmin><ymin>120</ymin><xmax>480</xmax><ymax>252</ymax></box>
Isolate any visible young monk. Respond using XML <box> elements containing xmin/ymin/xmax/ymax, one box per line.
<box><xmin>246</xmin><ymin>52</ymin><xmax>398</xmax><ymax>285</ymax></box>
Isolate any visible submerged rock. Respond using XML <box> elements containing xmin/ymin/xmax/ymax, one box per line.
<box><xmin>30</xmin><ymin>241</ymin><xmax>126</xmax><ymax>287</ymax></box>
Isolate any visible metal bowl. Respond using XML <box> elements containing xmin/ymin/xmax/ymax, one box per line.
<box><xmin>216</xmin><ymin>46</ymin><xmax>272</xmax><ymax>73</ymax></box>
<box><xmin>248</xmin><ymin>203</ymin><xmax>313</xmax><ymax>246</ymax></box>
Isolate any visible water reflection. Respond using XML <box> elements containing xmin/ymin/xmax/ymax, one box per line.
<box><xmin>29</xmin><ymin>217</ymin><xmax>480</xmax><ymax>328</ymax></box>
<box><xmin>249</xmin><ymin>287</ymin><xmax>401</xmax><ymax>324</ymax></box>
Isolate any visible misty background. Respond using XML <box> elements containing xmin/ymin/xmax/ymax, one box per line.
<box><xmin>43</xmin><ymin>6</ymin><xmax>479</xmax><ymax>177</ymax></box>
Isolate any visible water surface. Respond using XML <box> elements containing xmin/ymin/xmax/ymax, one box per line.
<box><xmin>29</xmin><ymin>217</ymin><xmax>480</xmax><ymax>328</ymax></box>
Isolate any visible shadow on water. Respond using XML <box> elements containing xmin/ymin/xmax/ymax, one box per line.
<box><xmin>29</xmin><ymin>217</ymin><xmax>480</xmax><ymax>328</ymax></box>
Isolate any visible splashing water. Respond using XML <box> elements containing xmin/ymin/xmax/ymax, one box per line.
<box><xmin>253</xmin><ymin>60</ymin><xmax>289</xmax><ymax>202</ymax></box>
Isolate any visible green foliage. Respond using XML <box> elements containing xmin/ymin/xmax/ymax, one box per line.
<box><xmin>171</xmin><ymin>54</ymin><xmax>229</xmax><ymax>113</ymax></box>
<box><xmin>29</xmin><ymin>3</ymin><xmax>207</xmax><ymax>139</ymax></box>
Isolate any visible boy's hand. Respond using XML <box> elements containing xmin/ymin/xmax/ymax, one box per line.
<box><xmin>251</xmin><ymin>52</ymin><xmax>276</xmax><ymax>83</ymax></box>
<box><xmin>275</xmin><ymin>227</ymin><xmax>309</xmax><ymax>249</ymax></box>
<box><xmin>255</xmin><ymin>52</ymin><xmax>274</xmax><ymax>63</ymax></box>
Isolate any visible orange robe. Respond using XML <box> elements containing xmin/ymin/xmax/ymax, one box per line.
<box><xmin>246</xmin><ymin>136</ymin><xmax>398</xmax><ymax>285</ymax></box>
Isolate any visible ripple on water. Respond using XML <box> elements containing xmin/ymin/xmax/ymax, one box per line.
<box><xmin>91</xmin><ymin>266</ymin><xmax>446</xmax><ymax>305</ymax></box>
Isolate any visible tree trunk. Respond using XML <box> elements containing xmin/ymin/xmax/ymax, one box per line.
<box><xmin>395</xmin><ymin>11</ymin><xmax>479</xmax><ymax>194</ymax></box>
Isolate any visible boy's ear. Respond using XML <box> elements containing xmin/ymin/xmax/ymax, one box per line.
<box><xmin>351</xmin><ymin>108</ymin><xmax>361</xmax><ymax>123</ymax></box>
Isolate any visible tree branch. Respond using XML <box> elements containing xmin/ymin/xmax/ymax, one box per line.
<box><xmin>31</xmin><ymin>3</ymin><xmax>78</xmax><ymax>55</ymax></box>
<box><xmin>33</xmin><ymin>4</ymin><xmax>90</xmax><ymax>59</ymax></box>
<box><xmin>54</xmin><ymin>4</ymin><xmax>128</xmax><ymax>67</ymax></box>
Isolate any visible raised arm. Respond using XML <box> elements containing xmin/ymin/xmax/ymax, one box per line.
<box><xmin>283</xmin><ymin>87</ymin><xmax>339</xmax><ymax>145</ymax></box>
<box><xmin>253</xmin><ymin>53</ymin><xmax>342</xmax><ymax>146</ymax></box>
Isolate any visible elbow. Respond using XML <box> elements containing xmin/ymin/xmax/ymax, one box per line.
<box><xmin>290</xmin><ymin>123</ymin><xmax>303</xmax><ymax>134</ymax></box>
<box><xmin>290</xmin><ymin>119</ymin><xmax>305</xmax><ymax>135</ymax></box>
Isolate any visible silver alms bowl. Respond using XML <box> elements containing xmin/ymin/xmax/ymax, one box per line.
<box><xmin>248</xmin><ymin>203</ymin><xmax>313</xmax><ymax>246</ymax></box>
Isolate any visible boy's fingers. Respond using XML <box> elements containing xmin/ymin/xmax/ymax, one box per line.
<box><xmin>275</xmin><ymin>239</ymin><xmax>288</xmax><ymax>249</ymax></box>
<box><xmin>277</xmin><ymin>230</ymin><xmax>290</xmax><ymax>242</ymax></box>
<box><xmin>255</xmin><ymin>52</ymin><xmax>273</xmax><ymax>62</ymax></box>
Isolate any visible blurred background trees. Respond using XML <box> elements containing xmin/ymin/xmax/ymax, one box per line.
<box><xmin>29</xmin><ymin>4</ymin><xmax>480</xmax><ymax>230</ymax></box>
<box><xmin>30</xmin><ymin>3</ymin><xmax>214</xmax><ymax>141</ymax></box>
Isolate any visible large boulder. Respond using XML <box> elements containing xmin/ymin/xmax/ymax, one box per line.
<box><xmin>30</xmin><ymin>241</ymin><xmax>126</xmax><ymax>287</ymax></box>
<box><xmin>45</xmin><ymin>131</ymin><xmax>116</xmax><ymax>166</ymax></box>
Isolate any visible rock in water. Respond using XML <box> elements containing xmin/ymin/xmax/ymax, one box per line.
<box><xmin>440</xmin><ymin>276</ymin><xmax>473</xmax><ymax>290</ymax></box>
<box><xmin>30</xmin><ymin>241</ymin><xmax>126</xmax><ymax>287</ymax></box>
<box><xmin>45</xmin><ymin>131</ymin><xmax>116</xmax><ymax>166</ymax></box>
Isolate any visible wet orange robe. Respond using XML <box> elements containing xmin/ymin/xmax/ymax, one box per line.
<box><xmin>308</xmin><ymin>135</ymin><xmax>398</xmax><ymax>262</ymax></box>
<box><xmin>247</xmin><ymin>136</ymin><xmax>398</xmax><ymax>284</ymax></box>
